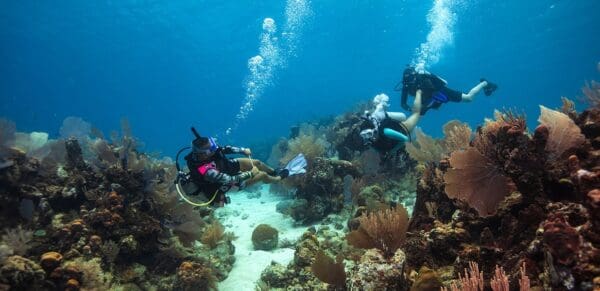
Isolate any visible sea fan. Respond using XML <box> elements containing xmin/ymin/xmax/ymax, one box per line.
<box><xmin>538</xmin><ymin>105</ymin><xmax>585</xmax><ymax>160</ymax></box>
<box><xmin>442</xmin><ymin>120</ymin><xmax>472</xmax><ymax>153</ymax></box>
<box><xmin>405</xmin><ymin>127</ymin><xmax>445</xmax><ymax>164</ymax></box>
<box><xmin>444</xmin><ymin>148</ymin><xmax>515</xmax><ymax>217</ymax></box>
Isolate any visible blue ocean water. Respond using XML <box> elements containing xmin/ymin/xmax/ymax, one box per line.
<box><xmin>1</xmin><ymin>0</ymin><xmax>599</xmax><ymax>157</ymax></box>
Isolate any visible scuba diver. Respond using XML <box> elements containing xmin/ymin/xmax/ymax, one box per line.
<box><xmin>175</xmin><ymin>128</ymin><xmax>306</xmax><ymax>207</ymax></box>
<box><xmin>360</xmin><ymin>91</ymin><xmax>422</xmax><ymax>152</ymax></box>
<box><xmin>396</xmin><ymin>66</ymin><xmax>498</xmax><ymax>115</ymax></box>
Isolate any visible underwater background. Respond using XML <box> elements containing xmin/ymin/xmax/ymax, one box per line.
<box><xmin>1</xmin><ymin>1</ymin><xmax>600</xmax><ymax>290</ymax></box>
<box><xmin>1</xmin><ymin>0</ymin><xmax>599</xmax><ymax>156</ymax></box>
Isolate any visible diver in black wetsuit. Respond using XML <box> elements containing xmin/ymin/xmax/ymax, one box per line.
<box><xmin>397</xmin><ymin>66</ymin><xmax>498</xmax><ymax>115</ymax></box>
<box><xmin>177</xmin><ymin>129</ymin><xmax>307</xmax><ymax>207</ymax></box>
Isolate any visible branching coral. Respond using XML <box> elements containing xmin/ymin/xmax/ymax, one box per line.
<box><xmin>443</xmin><ymin>148</ymin><xmax>515</xmax><ymax>217</ymax></box>
<box><xmin>405</xmin><ymin>127</ymin><xmax>445</xmax><ymax>164</ymax></box>
<box><xmin>346</xmin><ymin>205</ymin><xmax>409</xmax><ymax>257</ymax></box>
<box><xmin>63</xmin><ymin>257</ymin><xmax>113</xmax><ymax>290</ymax></box>
<box><xmin>582</xmin><ymin>80</ymin><xmax>600</xmax><ymax>108</ymax></box>
<box><xmin>1</xmin><ymin>225</ymin><xmax>33</xmax><ymax>256</ymax></box>
<box><xmin>200</xmin><ymin>221</ymin><xmax>225</xmax><ymax>249</ymax></box>
<box><xmin>171</xmin><ymin>203</ymin><xmax>206</xmax><ymax>247</ymax></box>
<box><xmin>538</xmin><ymin>105</ymin><xmax>585</xmax><ymax>160</ymax></box>
<box><xmin>560</xmin><ymin>97</ymin><xmax>577</xmax><ymax>119</ymax></box>
<box><xmin>442</xmin><ymin>262</ymin><xmax>531</xmax><ymax>291</ymax></box>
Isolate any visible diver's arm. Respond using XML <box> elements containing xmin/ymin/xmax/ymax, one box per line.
<box><xmin>203</xmin><ymin>168</ymin><xmax>252</xmax><ymax>185</ymax></box>
<box><xmin>222</xmin><ymin>146</ymin><xmax>251</xmax><ymax>155</ymax></box>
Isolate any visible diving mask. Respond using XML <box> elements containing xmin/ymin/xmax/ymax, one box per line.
<box><xmin>193</xmin><ymin>137</ymin><xmax>218</xmax><ymax>155</ymax></box>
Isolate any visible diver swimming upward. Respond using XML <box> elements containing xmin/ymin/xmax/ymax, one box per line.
<box><xmin>360</xmin><ymin>90</ymin><xmax>423</xmax><ymax>153</ymax></box>
<box><xmin>175</xmin><ymin>128</ymin><xmax>306</xmax><ymax>207</ymax></box>
<box><xmin>397</xmin><ymin>66</ymin><xmax>498</xmax><ymax>115</ymax></box>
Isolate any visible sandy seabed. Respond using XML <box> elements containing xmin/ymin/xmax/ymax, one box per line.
<box><xmin>216</xmin><ymin>185</ymin><xmax>309</xmax><ymax>290</ymax></box>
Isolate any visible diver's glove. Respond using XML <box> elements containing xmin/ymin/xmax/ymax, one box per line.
<box><xmin>481</xmin><ymin>78</ymin><xmax>498</xmax><ymax>96</ymax></box>
<box><xmin>274</xmin><ymin>168</ymin><xmax>290</xmax><ymax>179</ymax></box>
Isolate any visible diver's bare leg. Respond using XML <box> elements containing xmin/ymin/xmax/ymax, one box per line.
<box><xmin>245</xmin><ymin>171</ymin><xmax>281</xmax><ymax>186</ymax></box>
<box><xmin>402</xmin><ymin>90</ymin><xmax>423</xmax><ymax>133</ymax></box>
<box><xmin>251</xmin><ymin>159</ymin><xmax>275</xmax><ymax>173</ymax></box>
<box><xmin>237</xmin><ymin>158</ymin><xmax>275</xmax><ymax>173</ymax></box>
<box><xmin>387</xmin><ymin>111</ymin><xmax>407</xmax><ymax>122</ymax></box>
<box><xmin>461</xmin><ymin>81</ymin><xmax>487</xmax><ymax>102</ymax></box>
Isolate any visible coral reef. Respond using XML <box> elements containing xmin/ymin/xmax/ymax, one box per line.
<box><xmin>405</xmin><ymin>96</ymin><xmax>600</xmax><ymax>289</ymax></box>
<box><xmin>0</xmin><ymin>118</ymin><xmax>235</xmax><ymax>290</ymax></box>
<box><xmin>2</xmin><ymin>72</ymin><xmax>599</xmax><ymax>290</ymax></box>
<box><xmin>346</xmin><ymin>205</ymin><xmax>409</xmax><ymax>257</ymax></box>
<box><xmin>310</xmin><ymin>250</ymin><xmax>346</xmax><ymax>288</ymax></box>
<box><xmin>348</xmin><ymin>248</ymin><xmax>407</xmax><ymax>290</ymax></box>
<box><xmin>0</xmin><ymin>255</ymin><xmax>45</xmax><ymax>289</ymax></box>
<box><xmin>265</xmin><ymin>75</ymin><xmax>600</xmax><ymax>290</ymax></box>
<box><xmin>174</xmin><ymin>260</ymin><xmax>218</xmax><ymax>291</ymax></box>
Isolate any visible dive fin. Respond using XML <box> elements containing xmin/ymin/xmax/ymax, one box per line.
<box><xmin>283</xmin><ymin>153</ymin><xmax>307</xmax><ymax>177</ymax></box>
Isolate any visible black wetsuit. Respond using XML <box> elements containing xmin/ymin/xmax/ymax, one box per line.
<box><xmin>184</xmin><ymin>146</ymin><xmax>248</xmax><ymax>203</ymax></box>
<box><xmin>399</xmin><ymin>67</ymin><xmax>463</xmax><ymax>115</ymax></box>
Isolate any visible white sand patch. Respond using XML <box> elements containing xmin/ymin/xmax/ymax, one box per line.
<box><xmin>217</xmin><ymin>185</ymin><xmax>308</xmax><ymax>290</ymax></box>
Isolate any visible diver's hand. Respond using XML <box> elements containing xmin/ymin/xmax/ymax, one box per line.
<box><xmin>239</xmin><ymin>171</ymin><xmax>253</xmax><ymax>181</ymax></box>
<box><xmin>242</xmin><ymin>148</ymin><xmax>252</xmax><ymax>156</ymax></box>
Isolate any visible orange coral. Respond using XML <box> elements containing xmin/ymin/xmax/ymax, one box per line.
<box><xmin>443</xmin><ymin>148</ymin><xmax>515</xmax><ymax>217</ymax></box>
<box><xmin>69</xmin><ymin>219</ymin><xmax>85</xmax><ymax>232</ymax></box>
<box><xmin>65</xmin><ymin>278</ymin><xmax>80</xmax><ymax>290</ymax></box>
<box><xmin>107</xmin><ymin>191</ymin><xmax>124</xmax><ymax>211</ymax></box>
<box><xmin>346</xmin><ymin>205</ymin><xmax>409</xmax><ymax>257</ymax></box>
<box><xmin>40</xmin><ymin>251</ymin><xmax>63</xmax><ymax>271</ymax></box>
